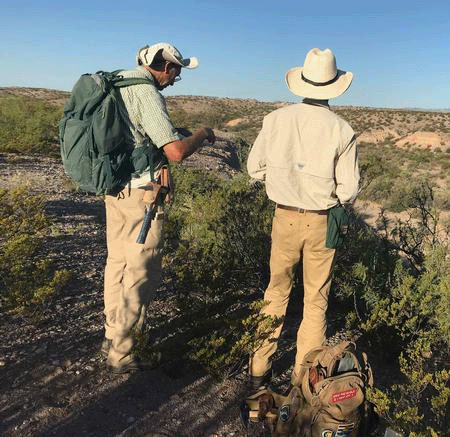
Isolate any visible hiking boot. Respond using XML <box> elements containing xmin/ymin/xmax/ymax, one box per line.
<box><xmin>100</xmin><ymin>338</ymin><xmax>112</xmax><ymax>358</ymax></box>
<box><xmin>248</xmin><ymin>370</ymin><xmax>272</xmax><ymax>392</ymax></box>
<box><xmin>107</xmin><ymin>352</ymin><xmax>162</xmax><ymax>374</ymax></box>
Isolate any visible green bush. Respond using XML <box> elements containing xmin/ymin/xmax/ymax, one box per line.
<box><xmin>435</xmin><ymin>181</ymin><xmax>450</xmax><ymax>211</ymax></box>
<box><xmin>142</xmin><ymin>166</ymin><xmax>276</xmax><ymax>377</ymax></box>
<box><xmin>333</xmin><ymin>199</ymin><xmax>450</xmax><ymax>435</ymax></box>
<box><xmin>358</xmin><ymin>141</ymin><xmax>450</xmax><ymax>214</ymax></box>
<box><xmin>0</xmin><ymin>187</ymin><xmax>71</xmax><ymax>312</ymax></box>
<box><xmin>137</xmin><ymin>162</ymin><xmax>450</xmax><ymax>432</ymax></box>
<box><xmin>361</xmin><ymin>252</ymin><xmax>450</xmax><ymax>435</ymax></box>
<box><xmin>385</xmin><ymin>179</ymin><xmax>435</xmax><ymax>212</ymax></box>
<box><xmin>0</xmin><ymin>95</ymin><xmax>62</xmax><ymax>155</ymax></box>
<box><xmin>166</xmin><ymin>167</ymin><xmax>273</xmax><ymax>289</ymax></box>
<box><xmin>358</xmin><ymin>146</ymin><xmax>403</xmax><ymax>205</ymax></box>
<box><xmin>169</xmin><ymin>108</ymin><xmax>229</xmax><ymax>130</ymax></box>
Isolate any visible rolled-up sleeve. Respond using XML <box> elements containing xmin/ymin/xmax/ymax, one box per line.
<box><xmin>335</xmin><ymin>134</ymin><xmax>360</xmax><ymax>204</ymax></box>
<box><xmin>247</xmin><ymin>120</ymin><xmax>268</xmax><ymax>180</ymax></box>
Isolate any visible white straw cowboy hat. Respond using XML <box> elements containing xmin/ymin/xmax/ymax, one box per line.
<box><xmin>285</xmin><ymin>48</ymin><xmax>353</xmax><ymax>99</ymax></box>
<box><xmin>136</xmin><ymin>42</ymin><xmax>199</xmax><ymax>69</ymax></box>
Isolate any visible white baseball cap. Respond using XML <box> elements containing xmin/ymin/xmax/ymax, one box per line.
<box><xmin>136</xmin><ymin>43</ymin><xmax>199</xmax><ymax>69</ymax></box>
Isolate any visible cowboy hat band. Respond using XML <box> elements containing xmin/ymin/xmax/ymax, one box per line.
<box><xmin>301</xmin><ymin>72</ymin><xmax>339</xmax><ymax>87</ymax></box>
<box><xmin>285</xmin><ymin>48</ymin><xmax>353</xmax><ymax>99</ymax></box>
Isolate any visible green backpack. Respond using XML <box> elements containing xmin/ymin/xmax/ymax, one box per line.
<box><xmin>59</xmin><ymin>70</ymin><xmax>162</xmax><ymax>195</ymax></box>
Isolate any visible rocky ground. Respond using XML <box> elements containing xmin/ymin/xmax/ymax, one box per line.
<box><xmin>0</xmin><ymin>140</ymin><xmax>259</xmax><ymax>437</ymax></box>
<box><xmin>0</xmin><ymin>139</ymin><xmax>392</xmax><ymax>437</ymax></box>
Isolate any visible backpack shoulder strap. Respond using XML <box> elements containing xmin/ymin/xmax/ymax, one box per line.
<box><xmin>362</xmin><ymin>351</ymin><xmax>374</xmax><ymax>386</ymax></box>
<box><xmin>107</xmin><ymin>69</ymin><xmax>154</xmax><ymax>88</ymax></box>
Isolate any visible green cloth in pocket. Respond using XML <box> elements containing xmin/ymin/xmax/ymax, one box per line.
<box><xmin>326</xmin><ymin>206</ymin><xmax>350</xmax><ymax>249</ymax></box>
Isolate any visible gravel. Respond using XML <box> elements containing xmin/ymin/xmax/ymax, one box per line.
<box><xmin>0</xmin><ymin>148</ymin><xmax>255</xmax><ymax>437</ymax></box>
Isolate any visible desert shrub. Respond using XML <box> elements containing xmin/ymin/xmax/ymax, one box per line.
<box><xmin>0</xmin><ymin>95</ymin><xmax>62</xmax><ymax>155</ymax></box>
<box><xmin>439</xmin><ymin>157</ymin><xmax>450</xmax><ymax>172</ymax></box>
<box><xmin>228</xmin><ymin>124</ymin><xmax>262</xmax><ymax>145</ymax></box>
<box><xmin>385</xmin><ymin>179</ymin><xmax>434</xmax><ymax>213</ymax></box>
<box><xmin>358</xmin><ymin>146</ymin><xmax>403</xmax><ymax>203</ymax></box>
<box><xmin>169</xmin><ymin>108</ymin><xmax>229</xmax><ymax>130</ymax></box>
<box><xmin>436</xmin><ymin>194</ymin><xmax>450</xmax><ymax>211</ymax></box>
<box><xmin>142</xmin><ymin>167</ymin><xmax>276</xmax><ymax>377</ymax></box>
<box><xmin>409</xmin><ymin>149</ymin><xmax>434</xmax><ymax>166</ymax></box>
<box><xmin>333</xmin><ymin>196</ymin><xmax>450</xmax><ymax>435</ymax></box>
<box><xmin>361</xmin><ymin>252</ymin><xmax>450</xmax><ymax>435</ymax></box>
<box><xmin>0</xmin><ymin>186</ymin><xmax>71</xmax><ymax>312</ymax></box>
<box><xmin>137</xmin><ymin>161</ymin><xmax>450</xmax><ymax>432</ymax></box>
<box><xmin>165</xmin><ymin>168</ymin><xmax>273</xmax><ymax>290</ymax></box>
<box><xmin>235</xmin><ymin>138</ymin><xmax>252</xmax><ymax>168</ymax></box>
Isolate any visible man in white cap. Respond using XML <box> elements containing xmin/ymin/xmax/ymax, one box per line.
<box><xmin>102</xmin><ymin>42</ymin><xmax>216</xmax><ymax>373</ymax></box>
<box><xmin>247</xmin><ymin>48</ymin><xmax>359</xmax><ymax>389</ymax></box>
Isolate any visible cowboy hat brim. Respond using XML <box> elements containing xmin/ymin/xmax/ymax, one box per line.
<box><xmin>285</xmin><ymin>67</ymin><xmax>353</xmax><ymax>100</ymax></box>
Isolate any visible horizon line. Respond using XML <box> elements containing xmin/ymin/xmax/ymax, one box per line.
<box><xmin>1</xmin><ymin>86</ymin><xmax>449</xmax><ymax>113</ymax></box>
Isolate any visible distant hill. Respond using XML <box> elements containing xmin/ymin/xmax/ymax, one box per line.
<box><xmin>0</xmin><ymin>87</ymin><xmax>69</xmax><ymax>107</ymax></box>
<box><xmin>2</xmin><ymin>86</ymin><xmax>450</xmax><ymax>151</ymax></box>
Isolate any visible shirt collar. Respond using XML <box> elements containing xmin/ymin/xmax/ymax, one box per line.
<box><xmin>137</xmin><ymin>66</ymin><xmax>155</xmax><ymax>82</ymax></box>
<box><xmin>302</xmin><ymin>98</ymin><xmax>330</xmax><ymax>109</ymax></box>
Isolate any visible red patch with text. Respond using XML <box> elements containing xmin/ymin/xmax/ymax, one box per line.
<box><xmin>330</xmin><ymin>388</ymin><xmax>358</xmax><ymax>404</ymax></box>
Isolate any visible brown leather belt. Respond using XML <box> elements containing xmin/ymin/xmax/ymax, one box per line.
<box><xmin>276</xmin><ymin>204</ymin><xmax>328</xmax><ymax>215</ymax></box>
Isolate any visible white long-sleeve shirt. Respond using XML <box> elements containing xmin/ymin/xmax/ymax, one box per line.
<box><xmin>247</xmin><ymin>101</ymin><xmax>359</xmax><ymax>210</ymax></box>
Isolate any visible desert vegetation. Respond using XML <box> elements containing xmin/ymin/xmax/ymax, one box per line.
<box><xmin>0</xmin><ymin>89</ymin><xmax>449</xmax><ymax>436</ymax></box>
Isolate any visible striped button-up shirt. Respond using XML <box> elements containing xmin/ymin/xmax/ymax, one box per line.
<box><xmin>118</xmin><ymin>66</ymin><xmax>182</xmax><ymax>187</ymax></box>
<box><xmin>247</xmin><ymin>101</ymin><xmax>359</xmax><ymax>210</ymax></box>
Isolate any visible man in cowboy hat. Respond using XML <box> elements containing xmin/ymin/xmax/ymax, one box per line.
<box><xmin>102</xmin><ymin>42</ymin><xmax>215</xmax><ymax>374</ymax></box>
<box><xmin>247</xmin><ymin>48</ymin><xmax>359</xmax><ymax>389</ymax></box>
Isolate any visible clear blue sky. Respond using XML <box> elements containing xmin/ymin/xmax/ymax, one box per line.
<box><xmin>1</xmin><ymin>0</ymin><xmax>449</xmax><ymax>109</ymax></box>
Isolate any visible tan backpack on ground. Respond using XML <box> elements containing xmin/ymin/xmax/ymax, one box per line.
<box><xmin>242</xmin><ymin>341</ymin><xmax>378</xmax><ymax>437</ymax></box>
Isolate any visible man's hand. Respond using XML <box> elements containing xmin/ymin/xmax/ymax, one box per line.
<box><xmin>163</xmin><ymin>126</ymin><xmax>216</xmax><ymax>162</ymax></box>
<box><xmin>176</xmin><ymin>127</ymin><xmax>215</xmax><ymax>144</ymax></box>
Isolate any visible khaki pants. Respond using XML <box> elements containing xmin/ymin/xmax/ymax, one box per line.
<box><xmin>104</xmin><ymin>187</ymin><xmax>163</xmax><ymax>367</ymax></box>
<box><xmin>249</xmin><ymin>207</ymin><xmax>336</xmax><ymax>384</ymax></box>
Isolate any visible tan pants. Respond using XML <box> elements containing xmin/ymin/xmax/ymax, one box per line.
<box><xmin>104</xmin><ymin>187</ymin><xmax>163</xmax><ymax>367</ymax></box>
<box><xmin>249</xmin><ymin>207</ymin><xmax>336</xmax><ymax>384</ymax></box>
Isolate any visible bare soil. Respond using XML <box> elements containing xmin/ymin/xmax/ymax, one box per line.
<box><xmin>0</xmin><ymin>145</ymin><xmax>257</xmax><ymax>437</ymax></box>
